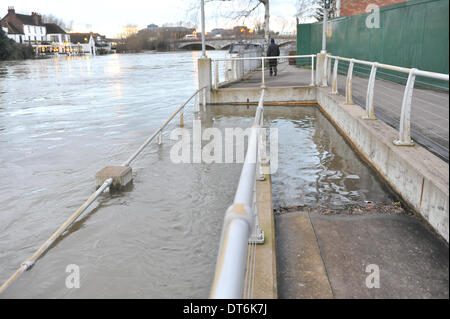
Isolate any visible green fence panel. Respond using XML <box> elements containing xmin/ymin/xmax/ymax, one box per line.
<box><xmin>297</xmin><ymin>0</ymin><xmax>449</xmax><ymax>90</ymax></box>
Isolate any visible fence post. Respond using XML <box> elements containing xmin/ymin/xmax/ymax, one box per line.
<box><xmin>261</xmin><ymin>57</ymin><xmax>265</xmax><ymax>88</ymax></box>
<box><xmin>362</xmin><ymin>63</ymin><xmax>378</xmax><ymax>120</ymax></box>
<box><xmin>194</xmin><ymin>92</ymin><xmax>200</xmax><ymax>112</ymax></box>
<box><xmin>202</xmin><ymin>87</ymin><xmax>207</xmax><ymax>111</ymax></box>
<box><xmin>345</xmin><ymin>59</ymin><xmax>354</xmax><ymax>104</ymax></box>
<box><xmin>310</xmin><ymin>55</ymin><xmax>315</xmax><ymax>86</ymax></box>
<box><xmin>331</xmin><ymin>58</ymin><xmax>338</xmax><ymax>94</ymax></box>
<box><xmin>214</xmin><ymin>61</ymin><xmax>219</xmax><ymax>89</ymax></box>
<box><xmin>327</xmin><ymin>56</ymin><xmax>332</xmax><ymax>85</ymax></box>
<box><xmin>393</xmin><ymin>68</ymin><xmax>417</xmax><ymax>146</ymax></box>
<box><xmin>322</xmin><ymin>54</ymin><xmax>328</xmax><ymax>86</ymax></box>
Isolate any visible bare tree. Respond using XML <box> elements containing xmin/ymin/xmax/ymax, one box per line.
<box><xmin>42</xmin><ymin>14</ymin><xmax>73</xmax><ymax>32</ymax></box>
<box><xmin>188</xmin><ymin>0</ymin><xmax>271</xmax><ymax>47</ymax></box>
<box><xmin>295</xmin><ymin>0</ymin><xmax>321</xmax><ymax>23</ymax></box>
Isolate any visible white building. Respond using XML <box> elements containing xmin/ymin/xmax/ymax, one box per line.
<box><xmin>45</xmin><ymin>23</ymin><xmax>71</xmax><ymax>53</ymax></box>
<box><xmin>0</xmin><ymin>7</ymin><xmax>47</xmax><ymax>45</ymax></box>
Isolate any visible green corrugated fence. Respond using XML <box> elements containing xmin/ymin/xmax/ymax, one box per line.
<box><xmin>297</xmin><ymin>0</ymin><xmax>449</xmax><ymax>90</ymax></box>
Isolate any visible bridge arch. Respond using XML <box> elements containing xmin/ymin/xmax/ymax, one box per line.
<box><xmin>278</xmin><ymin>40</ymin><xmax>296</xmax><ymax>47</ymax></box>
<box><xmin>178</xmin><ymin>42</ymin><xmax>217</xmax><ymax>50</ymax></box>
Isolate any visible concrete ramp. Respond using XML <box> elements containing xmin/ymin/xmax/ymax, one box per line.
<box><xmin>276</xmin><ymin>211</ymin><xmax>449</xmax><ymax>299</ymax></box>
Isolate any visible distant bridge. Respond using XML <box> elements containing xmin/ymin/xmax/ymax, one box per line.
<box><xmin>175</xmin><ymin>37</ymin><xmax>296</xmax><ymax>51</ymax></box>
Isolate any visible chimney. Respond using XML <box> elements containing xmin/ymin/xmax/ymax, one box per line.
<box><xmin>8</xmin><ymin>6</ymin><xmax>15</xmax><ymax>16</ymax></box>
<box><xmin>31</xmin><ymin>12</ymin><xmax>42</xmax><ymax>25</ymax></box>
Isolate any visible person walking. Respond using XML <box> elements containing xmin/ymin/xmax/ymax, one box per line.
<box><xmin>266</xmin><ymin>38</ymin><xmax>280</xmax><ymax>76</ymax></box>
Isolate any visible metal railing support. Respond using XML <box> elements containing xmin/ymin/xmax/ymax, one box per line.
<box><xmin>394</xmin><ymin>68</ymin><xmax>417</xmax><ymax>146</ymax></box>
<box><xmin>214</xmin><ymin>61</ymin><xmax>219</xmax><ymax>89</ymax></box>
<box><xmin>345</xmin><ymin>59</ymin><xmax>354</xmax><ymax>104</ymax></box>
<box><xmin>194</xmin><ymin>93</ymin><xmax>200</xmax><ymax>112</ymax></box>
<box><xmin>261</xmin><ymin>57</ymin><xmax>265</xmax><ymax>88</ymax></box>
<box><xmin>310</xmin><ymin>55</ymin><xmax>315</xmax><ymax>86</ymax></box>
<box><xmin>211</xmin><ymin>89</ymin><xmax>266</xmax><ymax>299</ymax></box>
<box><xmin>331</xmin><ymin>57</ymin><xmax>338</xmax><ymax>94</ymax></box>
<box><xmin>322</xmin><ymin>54</ymin><xmax>328</xmax><ymax>87</ymax></box>
<box><xmin>202</xmin><ymin>87</ymin><xmax>207</xmax><ymax>111</ymax></box>
<box><xmin>362</xmin><ymin>63</ymin><xmax>378</xmax><ymax>120</ymax></box>
<box><xmin>327</xmin><ymin>55</ymin><xmax>332</xmax><ymax>85</ymax></box>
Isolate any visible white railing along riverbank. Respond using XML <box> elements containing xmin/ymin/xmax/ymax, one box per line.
<box><xmin>326</xmin><ymin>55</ymin><xmax>449</xmax><ymax>146</ymax></box>
<box><xmin>212</xmin><ymin>55</ymin><xmax>316</xmax><ymax>89</ymax></box>
<box><xmin>210</xmin><ymin>89</ymin><xmax>266</xmax><ymax>299</ymax></box>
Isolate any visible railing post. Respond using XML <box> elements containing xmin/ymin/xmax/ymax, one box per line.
<box><xmin>362</xmin><ymin>63</ymin><xmax>378</xmax><ymax>120</ymax></box>
<box><xmin>202</xmin><ymin>87</ymin><xmax>207</xmax><ymax>111</ymax></box>
<box><xmin>393</xmin><ymin>68</ymin><xmax>417</xmax><ymax>146</ymax></box>
<box><xmin>194</xmin><ymin>92</ymin><xmax>200</xmax><ymax>112</ymax></box>
<box><xmin>331</xmin><ymin>57</ymin><xmax>338</xmax><ymax>94</ymax></box>
<box><xmin>310</xmin><ymin>55</ymin><xmax>315</xmax><ymax>86</ymax></box>
<box><xmin>322</xmin><ymin>54</ymin><xmax>328</xmax><ymax>86</ymax></box>
<box><xmin>261</xmin><ymin>57</ymin><xmax>265</xmax><ymax>88</ymax></box>
<box><xmin>180</xmin><ymin>111</ymin><xmax>184</xmax><ymax>127</ymax></box>
<box><xmin>158</xmin><ymin>132</ymin><xmax>162</xmax><ymax>145</ymax></box>
<box><xmin>214</xmin><ymin>60</ymin><xmax>219</xmax><ymax>89</ymax></box>
<box><xmin>345</xmin><ymin>59</ymin><xmax>354</xmax><ymax>104</ymax></box>
<box><xmin>327</xmin><ymin>55</ymin><xmax>332</xmax><ymax>85</ymax></box>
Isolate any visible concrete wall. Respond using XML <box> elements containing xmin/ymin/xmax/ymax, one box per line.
<box><xmin>210</xmin><ymin>87</ymin><xmax>316</xmax><ymax>105</ymax></box>
<box><xmin>316</xmin><ymin>87</ymin><xmax>449</xmax><ymax>242</ymax></box>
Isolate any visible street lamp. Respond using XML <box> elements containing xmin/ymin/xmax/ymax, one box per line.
<box><xmin>322</xmin><ymin>0</ymin><xmax>331</xmax><ymax>53</ymax></box>
<box><xmin>201</xmin><ymin>0</ymin><xmax>206</xmax><ymax>57</ymax></box>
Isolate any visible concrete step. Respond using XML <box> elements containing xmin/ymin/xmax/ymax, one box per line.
<box><xmin>276</xmin><ymin>211</ymin><xmax>449</xmax><ymax>299</ymax></box>
<box><xmin>275</xmin><ymin>211</ymin><xmax>334</xmax><ymax>298</ymax></box>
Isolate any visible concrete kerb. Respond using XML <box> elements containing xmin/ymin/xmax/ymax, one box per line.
<box><xmin>253</xmin><ymin>174</ymin><xmax>277</xmax><ymax>299</ymax></box>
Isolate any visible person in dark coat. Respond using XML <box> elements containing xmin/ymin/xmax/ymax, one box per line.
<box><xmin>266</xmin><ymin>38</ymin><xmax>280</xmax><ymax>76</ymax></box>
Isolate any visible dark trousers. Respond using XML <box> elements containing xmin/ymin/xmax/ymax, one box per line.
<box><xmin>269</xmin><ymin>59</ymin><xmax>277</xmax><ymax>75</ymax></box>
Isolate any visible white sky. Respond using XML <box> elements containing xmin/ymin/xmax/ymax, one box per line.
<box><xmin>3</xmin><ymin>0</ymin><xmax>300</xmax><ymax>37</ymax></box>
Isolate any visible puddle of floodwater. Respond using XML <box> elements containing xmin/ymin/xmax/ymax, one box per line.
<box><xmin>210</xmin><ymin>104</ymin><xmax>397</xmax><ymax>210</ymax></box>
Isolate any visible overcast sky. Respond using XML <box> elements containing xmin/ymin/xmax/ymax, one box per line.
<box><xmin>3</xmin><ymin>0</ymin><xmax>300</xmax><ymax>37</ymax></box>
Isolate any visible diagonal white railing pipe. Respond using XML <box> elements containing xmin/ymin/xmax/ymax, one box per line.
<box><xmin>210</xmin><ymin>90</ymin><xmax>265</xmax><ymax>299</ymax></box>
<box><xmin>327</xmin><ymin>55</ymin><xmax>449</xmax><ymax>146</ymax></box>
<box><xmin>212</xmin><ymin>55</ymin><xmax>316</xmax><ymax>89</ymax></box>
<box><xmin>0</xmin><ymin>86</ymin><xmax>207</xmax><ymax>294</ymax></box>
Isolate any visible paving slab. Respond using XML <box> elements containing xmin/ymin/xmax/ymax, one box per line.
<box><xmin>275</xmin><ymin>210</ymin><xmax>449</xmax><ymax>299</ymax></box>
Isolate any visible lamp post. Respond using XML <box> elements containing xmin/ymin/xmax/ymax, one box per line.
<box><xmin>201</xmin><ymin>0</ymin><xmax>206</xmax><ymax>57</ymax></box>
<box><xmin>321</xmin><ymin>0</ymin><xmax>330</xmax><ymax>53</ymax></box>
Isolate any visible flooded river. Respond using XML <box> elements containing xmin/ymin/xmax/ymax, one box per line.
<box><xmin>1</xmin><ymin>52</ymin><xmax>394</xmax><ymax>298</ymax></box>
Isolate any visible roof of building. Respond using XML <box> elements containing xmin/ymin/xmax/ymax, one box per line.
<box><xmin>69</xmin><ymin>33</ymin><xmax>92</xmax><ymax>43</ymax></box>
<box><xmin>44</xmin><ymin>23</ymin><xmax>66</xmax><ymax>34</ymax></box>
<box><xmin>15</xmin><ymin>13</ymin><xmax>43</xmax><ymax>26</ymax></box>
<box><xmin>0</xmin><ymin>20</ymin><xmax>22</xmax><ymax>34</ymax></box>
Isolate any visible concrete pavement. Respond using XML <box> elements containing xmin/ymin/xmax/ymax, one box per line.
<box><xmin>276</xmin><ymin>210</ymin><xmax>449</xmax><ymax>299</ymax></box>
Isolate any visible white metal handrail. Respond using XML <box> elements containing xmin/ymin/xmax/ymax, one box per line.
<box><xmin>328</xmin><ymin>55</ymin><xmax>449</xmax><ymax>145</ymax></box>
<box><xmin>210</xmin><ymin>90</ymin><xmax>265</xmax><ymax>299</ymax></box>
<box><xmin>213</xmin><ymin>55</ymin><xmax>316</xmax><ymax>89</ymax></box>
